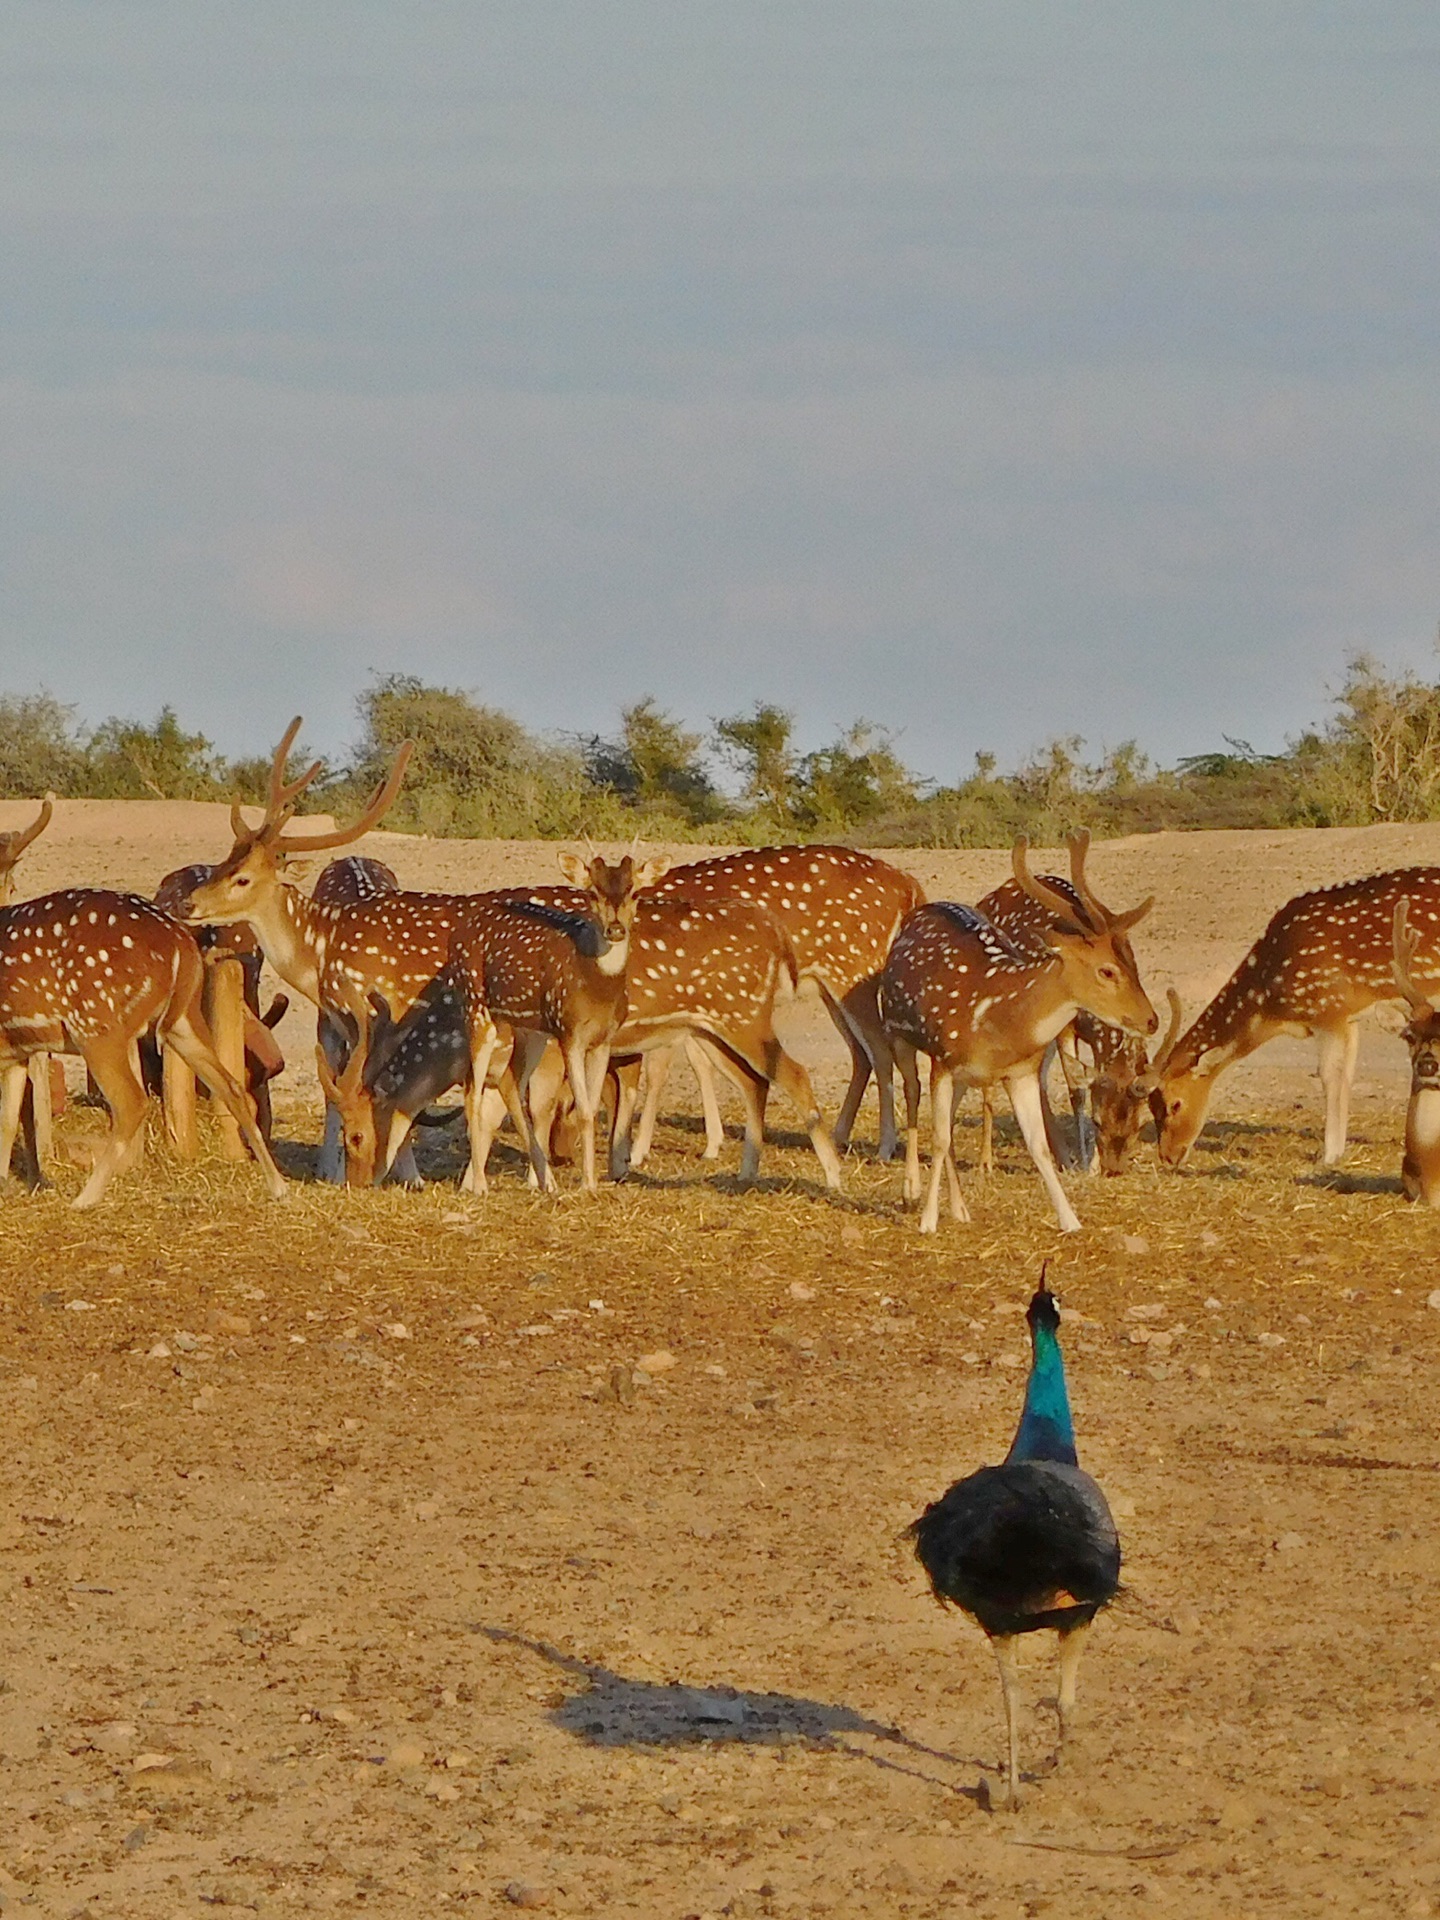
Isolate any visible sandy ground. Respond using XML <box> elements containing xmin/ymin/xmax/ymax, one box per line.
<box><xmin>2</xmin><ymin>804</ymin><xmax>1440</xmax><ymax>1918</ymax></box>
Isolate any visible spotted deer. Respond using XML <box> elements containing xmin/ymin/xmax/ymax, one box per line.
<box><xmin>602</xmin><ymin>894</ymin><xmax>843</xmax><ymax>1188</ymax></box>
<box><xmin>1389</xmin><ymin>898</ymin><xmax>1440</xmax><ymax>1207</ymax></box>
<box><xmin>299</xmin><ymin>854</ymin><xmax>430</xmax><ymax>1184</ymax></box>
<box><xmin>1151</xmin><ymin>867</ymin><xmax>1440</xmax><ymax>1169</ymax></box>
<box><xmin>0</xmin><ymin>889</ymin><xmax>287</xmax><ymax>1206</ymax></box>
<box><xmin>977</xmin><ymin>841</ymin><xmax>1176</xmax><ymax>1177</ymax></box>
<box><xmin>312</xmin><ymin>981</ymin><xmax>547</xmax><ymax>1188</ymax></box>
<box><xmin>646</xmin><ymin>847</ymin><xmax>925</xmax><ymax>1159</ymax></box>
<box><xmin>445</xmin><ymin>854</ymin><xmax>666</xmax><ymax>1194</ymax></box>
<box><xmin>0</xmin><ymin>796</ymin><xmax>59</xmax><ymax>1175</ymax></box>
<box><xmin>879</xmin><ymin>839</ymin><xmax>1157</xmax><ymax>1233</ymax></box>
<box><xmin>176</xmin><ymin>722</ymin><xmax>533</xmax><ymax>1186</ymax></box>
<box><xmin>153</xmin><ymin>863</ymin><xmax>289</xmax><ymax>1148</ymax></box>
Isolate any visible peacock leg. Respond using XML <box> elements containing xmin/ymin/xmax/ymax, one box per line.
<box><xmin>991</xmin><ymin>1634</ymin><xmax>1023</xmax><ymax>1810</ymax></box>
<box><xmin>1055</xmin><ymin>1618</ymin><xmax>1091</xmax><ymax>1757</ymax></box>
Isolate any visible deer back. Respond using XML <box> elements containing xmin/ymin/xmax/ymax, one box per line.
<box><xmin>612</xmin><ymin>895</ymin><xmax>796</xmax><ymax>1069</ymax></box>
<box><xmin>0</xmin><ymin>889</ymin><xmax>202</xmax><ymax>1055</ymax></box>
<box><xmin>312</xmin><ymin>856</ymin><xmax>401</xmax><ymax>907</ymax></box>
<box><xmin>652</xmin><ymin>844</ymin><xmax>923</xmax><ymax>995</ymax></box>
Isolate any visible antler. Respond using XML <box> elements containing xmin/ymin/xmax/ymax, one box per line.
<box><xmin>1064</xmin><ymin>829</ymin><xmax>1107</xmax><ymax>933</ymax></box>
<box><xmin>269</xmin><ymin>741</ymin><xmax>414</xmax><ymax>855</ymax></box>
<box><xmin>227</xmin><ymin>717</ymin><xmax>325</xmax><ymax>846</ymax></box>
<box><xmin>1011</xmin><ymin>839</ymin><xmax>1088</xmax><ymax>932</ymax></box>
<box><xmin>1393</xmin><ymin>898</ymin><xmax>1435</xmax><ymax>1012</ymax></box>
<box><xmin>1064</xmin><ymin>827</ymin><xmax>1154</xmax><ymax>935</ymax></box>
<box><xmin>1140</xmin><ymin>987</ymin><xmax>1186</xmax><ymax>1083</ymax></box>
<box><xmin>266</xmin><ymin>716</ymin><xmax>325</xmax><ymax>822</ymax></box>
<box><xmin>1</xmin><ymin>793</ymin><xmax>54</xmax><ymax>861</ymax></box>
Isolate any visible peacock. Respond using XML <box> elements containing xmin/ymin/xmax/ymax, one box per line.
<box><xmin>910</xmin><ymin>1273</ymin><xmax>1121</xmax><ymax>1809</ymax></box>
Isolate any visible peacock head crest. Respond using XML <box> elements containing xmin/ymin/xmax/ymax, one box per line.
<box><xmin>1026</xmin><ymin>1265</ymin><xmax>1061</xmax><ymax>1336</ymax></box>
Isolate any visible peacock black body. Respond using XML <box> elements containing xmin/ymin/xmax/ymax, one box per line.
<box><xmin>910</xmin><ymin>1276</ymin><xmax>1120</xmax><ymax>1808</ymax></box>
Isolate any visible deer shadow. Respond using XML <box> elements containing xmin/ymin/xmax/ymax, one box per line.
<box><xmin>471</xmin><ymin>1625</ymin><xmax>980</xmax><ymax>1796</ymax></box>
<box><xmin>1301</xmin><ymin>1167</ymin><xmax>1405</xmax><ymax>1197</ymax></box>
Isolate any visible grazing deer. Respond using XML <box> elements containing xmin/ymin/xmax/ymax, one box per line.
<box><xmin>647</xmin><ymin>847</ymin><xmax>925</xmax><ymax>1159</ymax></box>
<box><xmin>0</xmin><ymin>890</ymin><xmax>287</xmax><ymax>1206</ymax></box>
<box><xmin>1390</xmin><ymin>898</ymin><xmax>1440</xmax><ymax>1207</ymax></box>
<box><xmin>880</xmin><ymin>839</ymin><xmax>1157</xmax><ymax>1233</ymax></box>
<box><xmin>1151</xmin><ymin>867</ymin><xmax>1440</xmax><ymax>1169</ymax></box>
<box><xmin>977</xmin><ymin>846</ymin><xmax>1181</xmax><ymax>1178</ymax></box>
<box><xmin>0</xmin><ymin>796</ymin><xmax>59</xmax><ymax>1175</ymax></box>
<box><xmin>446</xmin><ymin>853</ymin><xmax>666</xmax><ymax>1194</ymax></box>
<box><xmin>312</xmin><ymin>982</ymin><xmax>547</xmax><ymax>1188</ymax></box>
<box><xmin>1083</xmin><ymin>993</ymin><xmax>1184</xmax><ymax>1175</ymax></box>
<box><xmin>299</xmin><ymin>854</ymin><xmax>428</xmax><ymax>1184</ymax></box>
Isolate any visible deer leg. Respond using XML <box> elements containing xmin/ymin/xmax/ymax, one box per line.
<box><xmin>26</xmin><ymin>1054</ymin><xmax>53</xmax><ymax>1171</ymax></box>
<box><xmin>163</xmin><ymin>1012</ymin><xmax>288</xmax><ymax>1200</ymax></box>
<box><xmin>1006</xmin><ymin>1064</ymin><xmax>1082</xmax><ymax>1233</ymax></box>
<box><xmin>1317</xmin><ymin>1021</ymin><xmax>1359</xmax><ymax>1166</ymax></box>
<box><xmin>573</xmin><ymin>1043</ymin><xmax>613</xmax><ymax>1192</ymax></box>
<box><xmin>70</xmin><ymin>1035</ymin><xmax>151</xmax><ymax>1209</ymax></box>
<box><xmin>920</xmin><ymin>1066</ymin><xmax>962</xmax><ymax>1234</ymax></box>
<box><xmin>462</xmin><ymin>1029</ymin><xmax>502</xmax><ymax>1194</ymax></box>
<box><xmin>608</xmin><ymin>1056</ymin><xmax>643</xmax><ymax>1180</ymax></box>
<box><xmin>980</xmin><ymin>1088</ymin><xmax>995</xmax><ymax>1177</ymax></box>
<box><xmin>835</xmin><ymin>980</ymin><xmax>899</xmax><ymax>1160</ymax></box>
<box><xmin>1055</xmin><ymin>1027</ymin><xmax>1096</xmax><ymax>1174</ymax></box>
<box><xmin>768</xmin><ymin>1044</ymin><xmax>844</xmax><ymax>1191</ymax></box>
<box><xmin>516</xmin><ymin>1034</ymin><xmax>560</xmax><ymax>1190</ymax></box>
<box><xmin>630</xmin><ymin>1044</ymin><xmax>672</xmax><ymax>1168</ymax></box>
<box><xmin>0</xmin><ymin>1062</ymin><xmax>30</xmax><ymax>1184</ymax></box>
<box><xmin>829</xmin><ymin>1011</ymin><xmax>875</xmax><ymax>1155</ymax></box>
<box><xmin>315</xmin><ymin>1014</ymin><xmax>349</xmax><ymax>1185</ymax></box>
<box><xmin>894</xmin><ymin>1036</ymin><xmax>923</xmax><ymax>1204</ymax></box>
<box><xmin>1037</xmin><ymin>1041</ymin><xmax>1070</xmax><ymax>1170</ymax></box>
<box><xmin>685</xmin><ymin>1034</ymin><xmax>727</xmax><ymax>1159</ymax></box>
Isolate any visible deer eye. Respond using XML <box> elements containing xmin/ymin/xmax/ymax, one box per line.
<box><xmin>1097</xmin><ymin>963</ymin><xmax>1118</xmax><ymax>983</ymax></box>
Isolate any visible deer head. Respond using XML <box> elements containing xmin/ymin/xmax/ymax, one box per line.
<box><xmin>1089</xmin><ymin>988</ymin><xmax>1184</xmax><ymax>1175</ymax></box>
<box><xmin>1011</xmin><ymin>834</ymin><xmax>1158</xmax><ymax>1037</ymax></box>
<box><xmin>182</xmin><ymin>719</ymin><xmax>413</xmax><ymax>929</ymax></box>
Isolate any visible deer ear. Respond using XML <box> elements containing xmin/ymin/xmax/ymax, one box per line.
<box><xmin>280</xmin><ymin>857</ymin><xmax>315</xmax><ymax>885</ymax></box>
<box><xmin>632</xmin><ymin>857</ymin><xmax>669</xmax><ymax>890</ymax></box>
<box><xmin>557</xmin><ymin>852</ymin><xmax>589</xmax><ymax>887</ymax></box>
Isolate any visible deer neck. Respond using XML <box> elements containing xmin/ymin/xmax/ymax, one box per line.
<box><xmin>592</xmin><ymin>924</ymin><xmax>632</xmax><ymax>979</ymax></box>
<box><xmin>1181</xmin><ymin>968</ymin><xmax>1289</xmax><ymax>1078</ymax></box>
<box><xmin>238</xmin><ymin>886</ymin><xmax>328</xmax><ymax>1006</ymax></box>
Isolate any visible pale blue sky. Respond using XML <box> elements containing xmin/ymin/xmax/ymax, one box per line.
<box><xmin>2</xmin><ymin>2</ymin><xmax>1438</xmax><ymax>781</ymax></box>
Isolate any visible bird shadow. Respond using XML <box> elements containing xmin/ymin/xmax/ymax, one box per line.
<box><xmin>471</xmin><ymin>1625</ymin><xmax>983</xmax><ymax>1797</ymax></box>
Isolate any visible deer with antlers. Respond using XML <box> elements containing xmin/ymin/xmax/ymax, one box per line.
<box><xmin>1389</xmin><ymin>898</ymin><xmax>1440</xmax><ymax>1207</ymax></box>
<box><xmin>1150</xmin><ymin>867</ymin><xmax>1440</xmax><ymax>1170</ymax></box>
<box><xmin>0</xmin><ymin>886</ymin><xmax>288</xmax><ymax>1206</ymax></box>
<box><xmin>880</xmin><ymin>838</ymin><xmax>1157</xmax><ymax>1233</ymax></box>
<box><xmin>639</xmin><ymin>846</ymin><xmax>924</xmax><ymax>1161</ymax></box>
<box><xmin>976</xmin><ymin>845</ymin><xmax>1182</xmax><ymax>1177</ymax></box>
<box><xmin>174</xmin><ymin>720</ymin><xmax>535</xmax><ymax>1185</ymax></box>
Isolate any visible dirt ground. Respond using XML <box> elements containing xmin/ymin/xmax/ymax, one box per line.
<box><xmin>3</xmin><ymin>804</ymin><xmax>1440</xmax><ymax>1919</ymax></box>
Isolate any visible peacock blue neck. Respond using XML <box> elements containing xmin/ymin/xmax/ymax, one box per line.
<box><xmin>1005</xmin><ymin>1318</ymin><xmax>1078</xmax><ymax>1466</ymax></box>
